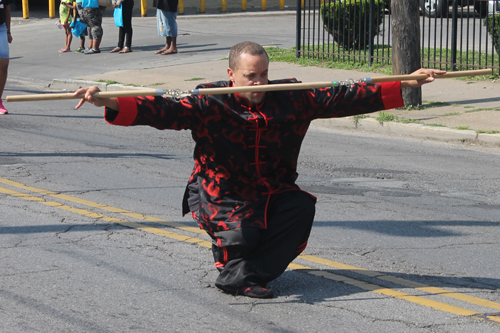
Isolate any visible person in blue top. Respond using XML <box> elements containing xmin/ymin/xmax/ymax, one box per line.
<box><xmin>0</xmin><ymin>0</ymin><xmax>13</xmax><ymax>114</ymax></box>
<box><xmin>110</xmin><ymin>0</ymin><xmax>134</xmax><ymax>53</ymax></box>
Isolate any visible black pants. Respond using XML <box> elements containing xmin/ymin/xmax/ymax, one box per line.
<box><xmin>117</xmin><ymin>0</ymin><xmax>134</xmax><ymax>49</ymax></box>
<box><xmin>209</xmin><ymin>190</ymin><xmax>316</xmax><ymax>292</ymax></box>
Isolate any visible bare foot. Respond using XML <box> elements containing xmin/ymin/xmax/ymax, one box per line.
<box><xmin>160</xmin><ymin>49</ymin><xmax>178</xmax><ymax>55</ymax></box>
<box><xmin>155</xmin><ymin>47</ymin><xmax>168</xmax><ymax>54</ymax></box>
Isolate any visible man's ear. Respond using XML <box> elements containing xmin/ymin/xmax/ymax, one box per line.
<box><xmin>227</xmin><ymin>67</ymin><xmax>235</xmax><ymax>82</ymax></box>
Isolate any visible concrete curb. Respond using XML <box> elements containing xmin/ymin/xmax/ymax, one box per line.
<box><xmin>51</xmin><ymin>79</ymin><xmax>500</xmax><ymax>146</ymax></box>
<box><xmin>312</xmin><ymin>117</ymin><xmax>500</xmax><ymax>145</ymax></box>
<box><xmin>50</xmin><ymin>79</ymin><xmax>152</xmax><ymax>92</ymax></box>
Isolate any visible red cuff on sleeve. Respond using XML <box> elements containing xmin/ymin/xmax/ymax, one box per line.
<box><xmin>104</xmin><ymin>97</ymin><xmax>139</xmax><ymax>126</ymax></box>
<box><xmin>378</xmin><ymin>81</ymin><xmax>404</xmax><ymax>110</ymax></box>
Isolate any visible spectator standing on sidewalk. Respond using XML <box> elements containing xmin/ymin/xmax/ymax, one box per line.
<box><xmin>58</xmin><ymin>0</ymin><xmax>73</xmax><ymax>53</ymax></box>
<box><xmin>80</xmin><ymin>0</ymin><xmax>106</xmax><ymax>54</ymax></box>
<box><xmin>110</xmin><ymin>0</ymin><xmax>134</xmax><ymax>53</ymax></box>
<box><xmin>73</xmin><ymin>41</ymin><xmax>444</xmax><ymax>299</ymax></box>
<box><xmin>67</xmin><ymin>0</ymin><xmax>89</xmax><ymax>53</ymax></box>
<box><xmin>0</xmin><ymin>0</ymin><xmax>12</xmax><ymax>114</ymax></box>
<box><xmin>153</xmin><ymin>0</ymin><xmax>178</xmax><ymax>55</ymax></box>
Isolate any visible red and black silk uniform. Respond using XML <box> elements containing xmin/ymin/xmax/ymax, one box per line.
<box><xmin>104</xmin><ymin>78</ymin><xmax>404</xmax><ymax>291</ymax></box>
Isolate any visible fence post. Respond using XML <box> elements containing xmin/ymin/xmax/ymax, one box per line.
<box><xmin>368</xmin><ymin>0</ymin><xmax>374</xmax><ymax>67</ymax></box>
<box><xmin>296</xmin><ymin>0</ymin><xmax>302</xmax><ymax>58</ymax></box>
<box><xmin>450</xmin><ymin>0</ymin><xmax>458</xmax><ymax>71</ymax></box>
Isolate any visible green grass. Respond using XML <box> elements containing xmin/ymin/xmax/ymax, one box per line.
<box><xmin>476</xmin><ymin>130</ymin><xmax>500</xmax><ymax>134</ymax></box>
<box><xmin>185</xmin><ymin>77</ymin><xmax>205</xmax><ymax>81</ymax></box>
<box><xmin>265</xmin><ymin>45</ymin><xmax>499</xmax><ymax>80</ymax></box>
<box><xmin>376</xmin><ymin>112</ymin><xmax>398</xmax><ymax>123</ymax></box>
<box><xmin>396</xmin><ymin>118</ymin><xmax>422</xmax><ymax>124</ymax></box>
<box><xmin>465</xmin><ymin>107</ymin><xmax>500</xmax><ymax>113</ymax></box>
<box><xmin>96</xmin><ymin>79</ymin><xmax>121</xmax><ymax>85</ymax></box>
<box><xmin>454</xmin><ymin>126</ymin><xmax>471</xmax><ymax>130</ymax></box>
<box><xmin>426</xmin><ymin>123</ymin><xmax>446</xmax><ymax>127</ymax></box>
<box><xmin>352</xmin><ymin>114</ymin><xmax>370</xmax><ymax>126</ymax></box>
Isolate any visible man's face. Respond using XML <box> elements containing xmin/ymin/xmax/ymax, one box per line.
<box><xmin>227</xmin><ymin>53</ymin><xmax>269</xmax><ymax>105</ymax></box>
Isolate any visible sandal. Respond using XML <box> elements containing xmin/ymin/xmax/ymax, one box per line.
<box><xmin>110</xmin><ymin>47</ymin><xmax>122</xmax><ymax>53</ymax></box>
<box><xmin>119</xmin><ymin>47</ymin><xmax>132</xmax><ymax>53</ymax></box>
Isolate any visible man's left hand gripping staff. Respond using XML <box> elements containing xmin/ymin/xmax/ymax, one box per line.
<box><xmin>401</xmin><ymin>68</ymin><xmax>447</xmax><ymax>88</ymax></box>
<box><xmin>74</xmin><ymin>86</ymin><xmax>120</xmax><ymax>111</ymax></box>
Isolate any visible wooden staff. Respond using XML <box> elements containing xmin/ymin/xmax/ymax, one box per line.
<box><xmin>5</xmin><ymin>69</ymin><xmax>493</xmax><ymax>102</ymax></box>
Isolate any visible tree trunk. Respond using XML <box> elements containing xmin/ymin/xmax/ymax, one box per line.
<box><xmin>391</xmin><ymin>0</ymin><xmax>421</xmax><ymax>107</ymax></box>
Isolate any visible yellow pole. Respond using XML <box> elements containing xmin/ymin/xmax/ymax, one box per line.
<box><xmin>241</xmin><ymin>0</ymin><xmax>246</xmax><ymax>11</ymax></box>
<box><xmin>279</xmin><ymin>0</ymin><xmax>284</xmax><ymax>9</ymax></box>
<box><xmin>49</xmin><ymin>0</ymin><xmax>55</xmax><ymax>18</ymax></box>
<box><xmin>200</xmin><ymin>0</ymin><xmax>205</xmax><ymax>13</ymax></box>
<box><xmin>261</xmin><ymin>0</ymin><xmax>266</xmax><ymax>10</ymax></box>
<box><xmin>221</xmin><ymin>0</ymin><xmax>226</xmax><ymax>12</ymax></box>
<box><xmin>178</xmin><ymin>0</ymin><xmax>184</xmax><ymax>14</ymax></box>
<box><xmin>22</xmin><ymin>0</ymin><xmax>29</xmax><ymax>18</ymax></box>
<box><xmin>301</xmin><ymin>0</ymin><xmax>304</xmax><ymax>9</ymax></box>
<box><xmin>141</xmin><ymin>0</ymin><xmax>148</xmax><ymax>16</ymax></box>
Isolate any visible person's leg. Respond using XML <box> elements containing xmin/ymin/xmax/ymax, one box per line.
<box><xmin>76</xmin><ymin>4</ymin><xmax>87</xmax><ymax>51</ymax></box>
<box><xmin>120</xmin><ymin>0</ymin><xmax>133</xmax><ymax>51</ymax></box>
<box><xmin>0</xmin><ymin>24</ymin><xmax>10</xmax><ymax>114</ymax></box>
<box><xmin>81</xmin><ymin>8</ymin><xmax>95</xmax><ymax>53</ymax></box>
<box><xmin>111</xmin><ymin>26</ymin><xmax>124</xmax><ymax>51</ymax></box>
<box><xmin>213</xmin><ymin>191</ymin><xmax>316</xmax><ymax>296</ymax></box>
<box><xmin>161</xmin><ymin>11</ymin><xmax>177</xmax><ymax>54</ymax></box>
<box><xmin>64</xmin><ymin>25</ymin><xmax>73</xmax><ymax>50</ymax></box>
<box><xmin>0</xmin><ymin>58</ymin><xmax>9</xmax><ymax>114</ymax></box>
<box><xmin>155</xmin><ymin>8</ymin><xmax>168</xmax><ymax>54</ymax></box>
<box><xmin>92</xmin><ymin>7</ymin><xmax>105</xmax><ymax>52</ymax></box>
<box><xmin>93</xmin><ymin>38</ymin><xmax>101</xmax><ymax>52</ymax></box>
<box><xmin>84</xmin><ymin>7</ymin><xmax>103</xmax><ymax>53</ymax></box>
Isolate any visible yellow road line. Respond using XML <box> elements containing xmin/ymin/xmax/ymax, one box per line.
<box><xmin>288</xmin><ymin>263</ymin><xmax>479</xmax><ymax>316</ymax></box>
<box><xmin>0</xmin><ymin>185</ymin><xmax>212</xmax><ymax>247</ymax></box>
<box><xmin>1</xmin><ymin>178</ymin><xmax>500</xmax><ymax>323</ymax></box>
<box><xmin>300</xmin><ymin>254</ymin><xmax>500</xmax><ymax>311</ymax></box>
<box><xmin>0</xmin><ymin>178</ymin><xmax>204</xmax><ymax>235</ymax></box>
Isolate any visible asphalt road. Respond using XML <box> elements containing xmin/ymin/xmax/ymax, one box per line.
<box><xmin>2</xmin><ymin>12</ymin><xmax>500</xmax><ymax>333</ymax></box>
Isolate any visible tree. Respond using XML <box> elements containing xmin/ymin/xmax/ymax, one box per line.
<box><xmin>391</xmin><ymin>0</ymin><xmax>421</xmax><ymax>106</ymax></box>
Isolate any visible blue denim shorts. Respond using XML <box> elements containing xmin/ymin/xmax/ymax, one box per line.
<box><xmin>156</xmin><ymin>9</ymin><xmax>177</xmax><ymax>37</ymax></box>
<box><xmin>0</xmin><ymin>24</ymin><xmax>9</xmax><ymax>59</ymax></box>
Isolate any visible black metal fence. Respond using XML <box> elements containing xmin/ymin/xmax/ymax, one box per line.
<box><xmin>296</xmin><ymin>0</ymin><xmax>500</xmax><ymax>74</ymax></box>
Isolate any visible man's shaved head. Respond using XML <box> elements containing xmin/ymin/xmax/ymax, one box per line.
<box><xmin>228</xmin><ymin>41</ymin><xmax>269</xmax><ymax>70</ymax></box>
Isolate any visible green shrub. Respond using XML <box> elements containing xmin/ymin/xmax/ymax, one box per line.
<box><xmin>484</xmin><ymin>14</ymin><xmax>500</xmax><ymax>55</ymax></box>
<box><xmin>320</xmin><ymin>0</ymin><xmax>385</xmax><ymax>50</ymax></box>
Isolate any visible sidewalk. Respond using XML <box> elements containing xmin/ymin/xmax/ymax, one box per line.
<box><xmin>52</xmin><ymin>59</ymin><xmax>500</xmax><ymax>146</ymax></box>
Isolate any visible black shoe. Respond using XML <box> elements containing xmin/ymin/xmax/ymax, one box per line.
<box><xmin>242</xmin><ymin>286</ymin><xmax>274</xmax><ymax>299</ymax></box>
